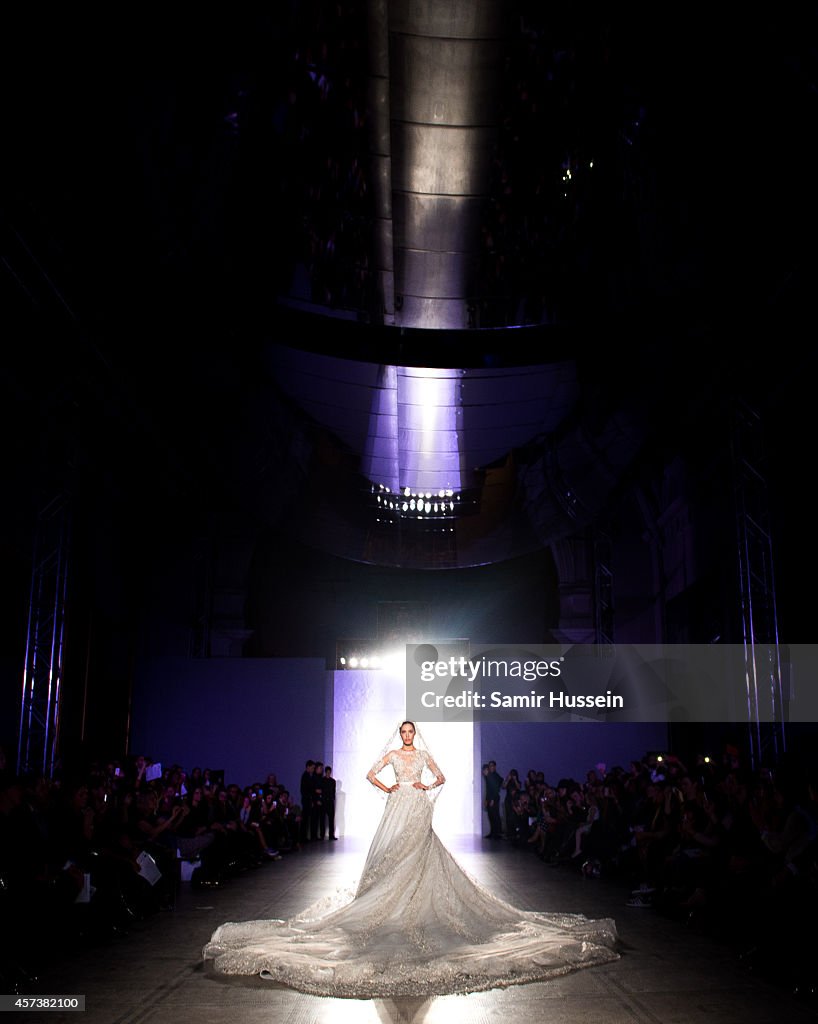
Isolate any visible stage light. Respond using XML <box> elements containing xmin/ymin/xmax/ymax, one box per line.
<box><xmin>336</xmin><ymin>645</ymin><xmax>405</xmax><ymax>672</ymax></box>
<box><xmin>371</xmin><ymin>481</ymin><xmax>468</xmax><ymax>520</ymax></box>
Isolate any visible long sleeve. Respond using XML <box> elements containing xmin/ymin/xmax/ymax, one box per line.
<box><xmin>366</xmin><ymin>753</ymin><xmax>390</xmax><ymax>784</ymax></box>
<box><xmin>426</xmin><ymin>753</ymin><xmax>446</xmax><ymax>786</ymax></box>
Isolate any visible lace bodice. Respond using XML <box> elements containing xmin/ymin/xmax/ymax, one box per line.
<box><xmin>367</xmin><ymin>746</ymin><xmax>443</xmax><ymax>788</ymax></box>
<box><xmin>389</xmin><ymin>748</ymin><xmax>428</xmax><ymax>784</ymax></box>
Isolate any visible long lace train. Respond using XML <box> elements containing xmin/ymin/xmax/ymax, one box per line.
<box><xmin>203</xmin><ymin>750</ymin><xmax>619</xmax><ymax>997</ymax></box>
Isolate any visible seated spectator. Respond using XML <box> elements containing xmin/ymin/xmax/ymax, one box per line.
<box><xmin>571</xmin><ymin>789</ymin><xmax>600</xmax><ymax>860</ymax></box>
<box><xmin>503</xmin><ymin>769</ymin><xmax>522</xmax><ymax>840</ymax></box>
<box><xmin>624</xmin><ymin>780</ymin><xmax>682</xmax><ymax>904</ymax></box>
<box><xmin>546</xmin><ymin>786</ymin><xmax>587</xmax><ymax>863</ymax></box>
<box><xmin>240</xmin><ymin>790</ymin><xmax>280</xmax><ymax>860</ymax></box>
<box><xmin>662</xmin><ymin>799</ymin><xmax>724</xmax><ymax>909</ymax></box>
<box><xmin>272</xmin><ymin>790</ymin><xmax>302</xmax><ymax>851</ymax></box>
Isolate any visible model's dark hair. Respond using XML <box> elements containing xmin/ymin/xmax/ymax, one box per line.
<box><xmin>400</xmin><ymin>720</ymin><xmax>416</xmax><ymax>731</ymax></box>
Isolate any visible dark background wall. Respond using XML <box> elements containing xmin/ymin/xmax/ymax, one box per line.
<box><xmin>130</xmin><ymin>657</ymin><xmax>330</xmax><ymax>794</ymax></box>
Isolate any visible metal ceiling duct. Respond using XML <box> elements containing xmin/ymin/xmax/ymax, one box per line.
<box><xmin>369</xmin><ymin>0</ymin><xmax>511</xmax><ymax>329</ymax></box>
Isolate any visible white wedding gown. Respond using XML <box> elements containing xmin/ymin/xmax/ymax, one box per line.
<box><xmin>202</xmin><ymin>749</ymin><xmax>619</xmax><ymax>997</ymax></box>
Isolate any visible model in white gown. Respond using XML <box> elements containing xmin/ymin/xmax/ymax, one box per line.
<box><xmin>203</xmin><ymin>724</ymin><xmax>619</xmax><ymax>997</ymax></box>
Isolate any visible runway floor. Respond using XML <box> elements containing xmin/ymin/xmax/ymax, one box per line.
<box><xmin>9</xmin><ymin>835</ymin><xmax>818</xmax><ymax>1024</ymax></box>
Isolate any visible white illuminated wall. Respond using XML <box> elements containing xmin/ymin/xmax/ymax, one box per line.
<box><xmin>332</xmin><ymin>668</ymin><xmax>475</xmax><ymax>840</ymax></box>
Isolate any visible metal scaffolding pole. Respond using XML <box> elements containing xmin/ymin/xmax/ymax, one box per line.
<box><xmin>17</xmin><ymin>495</ymin><xmax>71</xmax><ymax>778</ymax></box>
<box><xmin>731</xmin><ymin>401</ymin><xmax>785</xmax><ymax>771</ymax></box>
<box><xmin>593</xmin><ymin>528</ymin><xmax>615</xmax><ymax>646</ymax></box>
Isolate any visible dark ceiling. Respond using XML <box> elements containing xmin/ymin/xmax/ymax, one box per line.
<box><xmin>4</xmin><ymin>5</ymin><xmax>815</xmax><ymax>340</ymax></box>
<box><xmin>2</xmin><ymin>4</ymin><xmax>816</xmax><ymax>581</ymax></box>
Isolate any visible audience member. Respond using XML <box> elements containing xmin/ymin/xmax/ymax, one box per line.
<box><xmin>300</xmin><ymin>760</ymin><xmax>316</xmax><ymax>842</ymax></box>
<box><xmin>322</xmin><ymin>766</ymin><xmax>337</xmax><ymax>839</ymax></box>
<box><xmin>311</xmin><ymin>762</ymin><xmax>326</xmax><ymax>840</ymax></box>
<box><xmin>483</xmin><ymin>761</ymin><xmax>504</xmax><ymax>839</ymax></box>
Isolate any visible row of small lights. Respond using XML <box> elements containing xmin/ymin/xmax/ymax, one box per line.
<box><xmin>337</xmin><ymin>652</ymin><xmax>406</xmax><ymax>670</ymax></box>
<box><xmin>372</xmin><ymin>483</ymin><xmax>460</xmax><ymax>517</ymax></box>
<box><xmin>338</xmin><ymin>654</ymin><xmax>383</xmax><ymax>669</ymax></box>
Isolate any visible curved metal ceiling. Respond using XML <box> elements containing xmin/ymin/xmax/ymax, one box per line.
<box><xmin>264</xmin><ymin>341</ymin><xmax>645</xmax><ymax>569</ymax></box>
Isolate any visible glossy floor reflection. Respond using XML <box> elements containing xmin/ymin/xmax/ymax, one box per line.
<box><xmin>21</xmin><ymin>837</ymin><xmax>818</xmax><ymax>1024</ymax></box>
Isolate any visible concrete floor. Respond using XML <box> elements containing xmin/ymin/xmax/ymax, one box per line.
<box><xmin>13</xmin><ymin>837</ymin><xmax>818</xmax><ymax>1024</ymax></box>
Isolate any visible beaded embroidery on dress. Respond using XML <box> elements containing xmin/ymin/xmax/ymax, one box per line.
<box><xmin>203</xmin><ymin>746</ymin><xmax>619</xmax><ymax>998</ymax></box>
